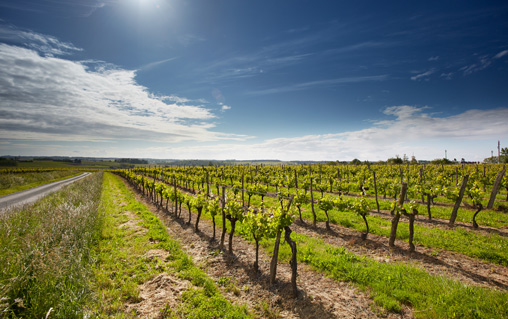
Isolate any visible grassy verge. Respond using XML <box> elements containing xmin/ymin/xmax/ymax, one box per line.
<box><xmin>0</xmin><ymin>170</ymin><xmax>82</xmax><ymax>196</ymax></box>
<box><xmin>0</xmin><ymin>172</ymin><xmax>103</xmax><ymax>318</ymax></box>
<box><xmin>90</xmin><ymin>173</ymin><xmax>251</xmax><ymax>318</ymax></box>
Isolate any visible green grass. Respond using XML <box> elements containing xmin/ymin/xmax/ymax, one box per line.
<box><xmin>191</xmin><ymin>202</ymin><xmax>508</xmax><ymax>318</ymax></box>
<box><xmin>227</xmin><ymin>184</ymin><xmax>508</xmax><ymax>228</ymax></box>
<box><xmin>0</xmin><ymin>172</ymin><xmax>103</xmax><ymax>318</ymax></box>
<box><xmin>0</xmin><ymin>170</ymin><xmax>82</xmax><ymax>196</ymax></box>
<box><xmin>244</xmin><ymin>190</ymin><xmax>508</xmax><ymax>266</ymax></box>
<box><xmin>143</xmin><ymin>178</ymin><xmax>508</xmax><ymax>267</ymax></box>
<box><xmin>90</xmin><ymin>173</ymin><xmax>251</xmax><ymax>318</ymax></box>
<box><xmin>298</xmin><ymin>204</ymin><xmax>508</xmax><ymax>266</ymax></box>
<box><xmin>123</xmin><ymin>177</ymin><xmax>508</xmax><ymax>317</ymax></box>
<box><xmin>285</xmin><ymin>234</ymin><xmax>508</xmax><ymax>318</ymax></box>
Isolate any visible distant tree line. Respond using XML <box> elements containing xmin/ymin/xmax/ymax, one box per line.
<box><xmin>33</xmin><ymin>157</ymin><xmax>81</xmax><ymax>163</ymax></box>
<box><xmin>115</xmin><ymin>158</ymin><xmax>148</xmax><ymax>164</ymax></box>
<box><xmin>0</xmin><ymin>157</ymin><xmax>17</xmax><ymax>166</ymax></box>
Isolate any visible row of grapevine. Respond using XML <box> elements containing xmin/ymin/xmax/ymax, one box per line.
<box><xmin>125</xmin><ymin>163</ymin><xmax>507</xmax><ymax>252</ymax></box>
<box><xmin>116</xmin><ymin>170</ymin><xmax>300</xmax><ymax>296</ymax></box>
<box><xmin>130</xmin><ymin>163</ymin><xmax>507</xmax><ymax>205</ymax></box>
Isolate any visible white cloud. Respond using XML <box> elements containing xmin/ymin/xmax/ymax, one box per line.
<box><xmin>0</xmin><ymin>44</ymin><xmax>247</xmax><ymax>143</ymax></box>
<box><xmin>82</xmin><ymin>106</ymin><xmax>508</xmax><ymax>162</ymax></box>
<box><xmin>460</xmin><ymin>55</ymin><xmax>492</xmax><ymax>75</ymax></box>
<box><xmin>428</xmin><ymin>56</ymin><xmax>440</xmax><ymax>61</ymax></box>
<box><xmin>0</xmin><ymin>24</ymin><xmax>82</xmax><ymax>56</ymax></box>
<box><xmin>494</xmin><ymin>50</ymin><xmax>508</xmax><ymax>59</ymax></box>
<box><xmin>410</xmin><ymin>68</ymin><xmax>435</xmax><ymax>81</ymax></box>
<box><xmin>440</xmin><ymin>72</ymin><xmax>453</xmax><ymax>80</ymax></box>
<box><xmin>139</xmin><ymin>57</ymin><xmax>178</xmax><ymax>71</ymax></box>
<box><xmin>247</xmin><ymin>75</ymin><xmax>388</xmax><ymax>95</ymax></box>
<box><xmin>220</xmin><ymin>104</ymin><xmax>231</xmax><ymax>112</ymax></box>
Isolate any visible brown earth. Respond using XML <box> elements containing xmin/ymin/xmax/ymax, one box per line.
<box><xmin>291</xmin><ymin>219</ymin><xmax>508</xmax><ymax>291</ymax></box>
<box><xmin>120</xmin><ymin>177</ymin><xmax>413</xmax><ymax>318</ymax></box>
<box><xmin>118</xmin><ymin>176</ymin><xmax>508</xmax><ymax>318</ymax></box>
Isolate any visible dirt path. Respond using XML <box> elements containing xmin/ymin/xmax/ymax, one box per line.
<box><xmin>122</xmin><ymin>178</ymin><xmax>412</xmax><ymax>319</ymax></box>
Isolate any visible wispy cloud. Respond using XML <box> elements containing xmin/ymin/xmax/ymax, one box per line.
<box><xmin>177</xmin><ymin>34</ymin><xmax>205</xmax><ymax>47</ymax></box>
<box><xmin>321</xmin><ymin>41</ymin><xmax>389</xmax><ymax>56</ymax></box>
<box><xmin>460</xmin><ymin>55</ymin><xmax>492</xmax><ymax>76</ymax></box>
<box><xmin>199</xmin><ymin>52</ymin><xmax>313</xmax><ymax>83</ymax></box>
<box><xmin>0</xmin><ymin>2</ymin><xmax>45</xmax><ymax>13</ymax></box>
<box><xmin>0</xmin><ymin>24</ymin><xmax>82</xmax><ymax>56</ymax></box>
<box><xmin>410</xmin><ymin>68</ymin><xmax>436</xmax><ymax>81</ymax></box>
<box><xmin>494</xmin><ymin>49</ymin><xmax>508</xmax><ymax>59</ymax></box>
<box><xmin>247</xmin><ymin>75</ymin><xmax>388</xmax><ymax>96</ymax></box>
<box><xmin>0</xmin><ymin>0</ymin><xmax>113</xmax><ymax>17</ymax></box>
<box><xmin>139</xmin><ymin>57</ymin><xmax>178</xmax><ymax>71</ymax></box>
<box><xmin>0</xmin><ymin>43</ymin><xmax>247</xmax><ymax>143</ymax></box>
<box><xmin>199</xmin><ymin>26</ymin><xmax>390</xmax><ymax>84</ymax></box>
<box><xmin>440</xmin><ymin>72</ymin><xmax>453</xmax><ymax>80</ymax></box>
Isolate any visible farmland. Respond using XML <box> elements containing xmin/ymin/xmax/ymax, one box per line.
<box><xmin>0</xmin><ymin>163</ymin><xmax>507</xmax><ymax>318</ymax></box>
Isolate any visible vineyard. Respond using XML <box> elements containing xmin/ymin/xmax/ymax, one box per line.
<box><xmin>116</xmin><ymin>163</ymin><xmax>508</xmax><ymax>317</ymax></box>
<box><xmin>0</xmin><ymin>163</ymin><xmax>507</xmax><ymax>318</ymax></box>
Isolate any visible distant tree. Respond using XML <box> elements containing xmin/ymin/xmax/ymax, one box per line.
<box><xmin>350</xmin><ymin>158</ymin><xmax>362</xmax><ymax>165</ymax></box>
<box><xmin>501</xmin><ymin>147</ymin><xmax>508</xmax><ymax>163</ymax></box>
<box><xmin>387</xmin><ymin>156</ymin><xmax>403</xmax><ymax>164</ymax></box>
<box><xmin>431</xmin><ymin>158</ymin><xmax>453</xmax><ymax>165</ymax></box>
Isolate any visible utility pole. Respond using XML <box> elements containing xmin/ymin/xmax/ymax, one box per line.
<box><xmin>445</xmin><ymin>150</ymin><xmax>447</xmax><ymax>159</ymax></box>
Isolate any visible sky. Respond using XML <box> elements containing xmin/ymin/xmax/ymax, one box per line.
<box><xmin>0</xmin><ymin>0</ymin><xmax>507</xmax><ymax>162</ymax></box>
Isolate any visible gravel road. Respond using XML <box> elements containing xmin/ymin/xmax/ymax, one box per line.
<box><xmin>0</xmin><ymin>172</ymin><xmax>91</xmax><ymax>211</ymax></box>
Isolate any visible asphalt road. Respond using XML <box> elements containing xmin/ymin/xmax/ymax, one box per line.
<box><xmin>0</xmin><ymin>172</ymin><xmax>92</xmax><ymax>211</ymax></box>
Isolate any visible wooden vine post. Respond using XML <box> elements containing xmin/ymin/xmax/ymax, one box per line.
<box><xmin>310</xmin><ymin>177</ymin><xmax>317</xmax><ymax>227</ymax></box>
<box><xmin>173</xmin><ymin>179</ymin><xmax>178</xmax><ymax>216</ymax></box>
<box><xmin>487</xmin><ymin>167</ymin><xmax>505</xmax><ymax>209</ymax></box>
<box><xmin>419</xmin><ymin>168</ymin><xmax>425</xmax><ymax>204</ymax></box>
<box><xmin>373</xmin><ymin>171</ymin><xmax>380</xmax><ymax>213</ymax></box>
<box><xmin>206</xmin><ymin>171</ymin><xmax>209</xmax><ymax>197</ymax></box>
<box><xmin>242</xmin><ymin>173</ymin><xmax>245</xmax><ymax>206</ymax></box>
<box><xmin>219</xmin><ymin>186</ymin><xmax>227</xmax><ymax>251</ymax></box>
<box><xmin>389</xmin><ymin>182</ymin><xmax>407</xmax><ymax>248</ymax></box>
<box><xmin>449</xmin><ymin>175</ymin><xmax>469</xmax><ymax>226</ymax></box>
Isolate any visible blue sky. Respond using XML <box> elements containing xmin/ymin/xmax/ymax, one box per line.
<box><xmin>0</xmin><ymin>0</ymin><xmax>507</xmax><ymax>161</ymax></box>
